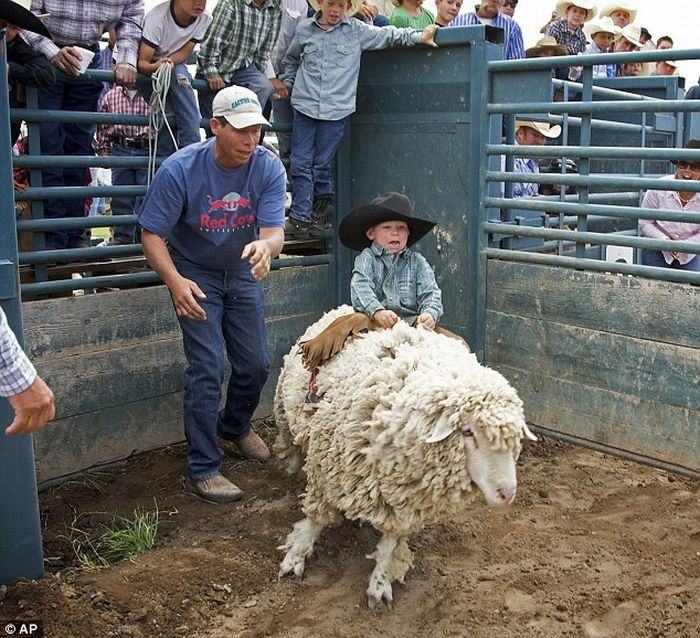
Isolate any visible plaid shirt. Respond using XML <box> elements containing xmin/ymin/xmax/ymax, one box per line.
<box><xmin>545</xmin><ymin>19</ymin><xmax>587</xmax><ymax>55</ymax></box>
<box><xmin>0</xmin><ymin>308</ymin><xmax>37</xmax><ymax>398</ymax></box>
<box><xmin>96</xmin><ymin>86</ymin><xmax>151</xmax><ymax>155</ymax></box>
<box><xmin>513</xmin><ymin>156</ymin><xmax>540</xmax><ymax>198</ymax></box>
<box><xmin>21</xmin><ymin>0</ymin><xmax>144</xmax><ymax>67</ymax></box>
<box><xmin>197</xmin><ymin>0</ymin><xmax>281</xmax><ymax>80</ymax></box>
<box><xmin>351</xmin><ymin>242</ymin><xmax>443</xmax><ymax>324</ymax></box>
<box><xmin>449</xmin><ymin>11</ymin><xmax>524</xmax><ymax>60</ymax></box>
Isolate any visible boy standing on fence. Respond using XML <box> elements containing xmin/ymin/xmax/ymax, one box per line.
<box><xmin>138</xmin><ymin>0</ymin><xmax>212</xmax><ymax>154</ymax></box>
<box><xmin>280</xmin><ymin>0</ymin><xmax>437</xmax><ymax>238</ymax></box>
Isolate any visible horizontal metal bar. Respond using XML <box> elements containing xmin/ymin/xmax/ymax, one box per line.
<box><xmin>530</xmin><ymin>426</ymin><xmax>699</xmax><ymax>480</ymax></box>
<box><xmin>19</xmin><ymin>244</ymin><xmax>143</xmax><ymax>265</ymax></box>
<box><xmin>489</xmin><ymin>47</ymin><xmax>700</xmax><ymax>72</ymax></box>
<box><xmin>489</xmin><ymin>100</ymin><xmax>700</xmax><ymax>115</ymax></box>
<box><xmin>17</xmin><ymin>215</ymin><xmax>137</xmax><ymax>231</ymax></box>
<box><xmin>486</xmin><ymin>145</ymin><xmax>697</xmax><ymax>161</ymax></box>
<box><xmin>551</xmin><ymin>79</ymin><xmax>654</xmax><ymax>101</ymax></box>
<box><xmin>485</xmin><ymin>248</ymin><xmax>700</xmax><ymax>285</ymax></box>
<box><xmin>546</xmin><ymin>114</ymin><xmax>655</xmax><ymax>134</ymax></box>
<box><xmin>14</xmin><ymin>155</ymin><xmax>164</xmax><ymax>169</ymax></box>
<box><xmin>487</xmin><ymin>171</ymin><xmax>700</xmax><ymax>192</ymax></box>
<box><xmin>484</xmin><ymin>222</ymin><xmax>700</xmax><ymax>254</ymax></box>
<box><xmin>16</xmin><ymin>185</ymin><xmax>147</xmax><ymax>201</ymax></box>
<box><xmin>534</xmin><ymin>192</ymin><xmax>639</xmax><ymax>204</ymax></box>
<box><xmin>485</xmin><ymin>197</ymin><xmax>700</xmax><ymax>223</ymax></box>
<box><xmin>524</xmin><ymin>240</ymin><xmax>576</xmax><ymax>253</ymax></box>
<box><xmin>548</xmin><ymin>214</ymin><xmax>626</xmax><ymax>226</ymax></box>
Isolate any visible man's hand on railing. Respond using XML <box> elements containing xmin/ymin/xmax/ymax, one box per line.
<box><xmin>51</xmin><ymin>47</ymin><xmax>82</xmax><ymax>76</ymax></box>
<box><xmin>270</xmin><ymin>77</ymin><xmax>289</xmax><ymax>100</ymax></box>
<box><xmin>114</xmin><ymin>62</ymin><xmax>137</xmax><ymax>87</ymax></box>
<box><xmin>207</xmin><ymin>75</ymin><xmax>226</xmax><ymax>91</ymax></box>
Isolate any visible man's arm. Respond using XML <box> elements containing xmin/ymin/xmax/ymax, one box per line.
<box><xmin>113</xmin><ymin>0</ymin><xmax>145</xmax><ymax>84</ymax></box>
<box><xmin>197</xmin><ymin>0</ymin><xmax>233</xmax><ymax>85</ymax></box>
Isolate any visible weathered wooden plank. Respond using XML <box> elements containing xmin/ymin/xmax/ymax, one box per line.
<box><xmin>486</xmin><ymin>311</ymin><xmax>700</xmax><ymax>411</ymax></box>
<box><xmin>487</xmin><ymin>261</ymin><xmax>700</xmax><ymax>349</ymax></box>
<box><xmin>495</xmin><ymin>364</ymin><xmax>699</xmax><ymax>472</ymax></box>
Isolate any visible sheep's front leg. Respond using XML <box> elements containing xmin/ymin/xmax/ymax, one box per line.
<box><xmin>366</xmin><ymin>535</ymin><xmax>402</xmax><ymax>610</ymax></box>
<box><xmin>278</xmin><ymin>518</ymin><xmax>324</xmax><ymax>580</ymax></box>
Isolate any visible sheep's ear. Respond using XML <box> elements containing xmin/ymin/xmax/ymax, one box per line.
<box><xmin>424</xmin><ymin>412</ymin><xmax>453</xmax><ymax>444</ymax></box>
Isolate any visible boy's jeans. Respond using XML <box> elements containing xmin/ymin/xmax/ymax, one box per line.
<box><xmin>142</xmin><ymin>63</ymin><xmax>202</xmax><ymax>155</ymax></box>
<box><xmin>172</xmin><ymin>256</ymin><xmax>270</xmax><ymax>480</ymax></box>
<box><xmin>110</xmin><ymin>144</ymin><xmax>148</xmax><ymax>243</ymax></box>
<box><xmin>289</xmin><ymin>109</ymin><xmax>346</xmax><ymax>223</ymax></box>
<box><xmin>271</xmin><ymin>97</ymin><xmax>293</xmax><ymax>160</ymax></box>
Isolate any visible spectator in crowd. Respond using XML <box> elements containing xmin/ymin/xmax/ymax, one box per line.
<box><xmin>96</xmin><ymin>86</ymin><xmax>152</xmax><ymax>245</ymax></box>
<box><xmin>450</xmin><ymin>0</ymin><xmax>524</xmax><ymax>60</ymax></box>
<box><xmin>584</xmin><ymin>16</ymin><xmax>619</xmax><ymax>78</ymax></box>
<box><xmin>638</xmin><ymin>27</ymin><xmax>653</xmax><ymax>47</ymax></box>
<box><xmin>139</xmin><ymin>86</ymin><xmax>286</xmax><ymax>503</ymax></box>
<box><xmin>655</xmin><ymin>59</ymin><xmax>678</xmax><ymax>77</ymax></box>
<box><xmin>138</xmin><ymin>0</ymin><xmax>212</xmax><ymax>154</ymax></box>
<box><xmin>498</xmin><ymin>0</ymin><xmax>517</xmax><ymax>18</ymax></box>
<box><xmin>607</xmin><ymin>23</ymin><xmax>641</xmax><ymax>77</ymax></box>
<box><xmin>196</xmin><ymin>0</ymin><xmax>286</xmax><ymax>126</ymax></box>
<box><xmin>434</xmin><ymin>0</ymin><xmax>461</xmax><ymax>27</ymax></box>
<box><xmin>20</xmin><ymin>0</ymin><xmax>144</xmax><ymax>251</ymax></box>
<box><xmin>620</xmin><ymin>61</ymin><xmax>643</xmax><ymax>76</ymax></box>
<box><xmin>656</xmin><ymin>35</ymin><xmax>673</xmax><ymax>50</ymax></box>
<box><xmin>389</xmin><ymin>0</ymin><xmax>434</xmax><ymax>28</ymax></box>
<box><xmin>271</xmin><ymin>0</ymin><xmax>308</xmax><ymax>163</ymax></box>
<box><xmin>510</xmin><ymin>120</ymin><xmax>561</xmax><ymax>198</ymax></box>
<box><xmin>1</xmin><ymin>307</ymin><xmax>55</xmax><ymax>436</ymax></box>
<box><xmin>684</xmin><ymin>78</ymin><xmax>700</xmax><ymax>100</ymax></box>
<box><xmin>281</xmin><ymin>0</ymin><xmax>437</xmax><ymax>238</ymax></box>
<box><xmin>355</xmin><ymin>0</ymin><xmax>390</xmax><ymax>26</ymax></box>
<box><xmin>639</xmin><ymin>140</ymin><xmax>700</xmax><ymax>272</ymax></box>
<box><xmin>545</xmin><ymin>1</ymin><xmax>597</xmax><ymax>56</ymax></box>
<box><xmin>97</xmin><ymin>30</ymin><xmax>118</xmax><ymax>105</ymax></box>
<box><xmin>525</xmin><ymin>35</ymin><xmax>566</xmax><ymax>58</ymax></box>
<box><xmin>598</xmin><ymin>1</ymin><xmax>635</xmax><ymax>28</ymax></box>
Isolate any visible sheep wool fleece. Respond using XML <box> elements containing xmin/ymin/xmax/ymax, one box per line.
<box><xmin>274</xmin><ymin>306</ymin><xmax>528</xmax><ymax>537</ymax></box>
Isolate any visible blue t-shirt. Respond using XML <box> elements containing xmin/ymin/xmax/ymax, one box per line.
<box><xmin>139</xmin><ymin>138</ymin><xmax>286</xmax><ymax>270</ymax></box>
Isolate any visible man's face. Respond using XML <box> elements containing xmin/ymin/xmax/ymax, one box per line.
<box><xmin>436</xmin><ymin>0</ymin><xmax>462</xmax><ymax>24</ymax></box>
<box><xmin>498</xmin><ymin>0</ymin><xmax>517</xmax><ymax>17</ymax></box>
<box><xmin>592</xmin><ymin>31</ymin><xmax>615</xmax><ymax>51</ymax></box>
<box><xmin>516</xmin><ymin>127</ymin><xmax>546</xmax><ymax>146</ymax></box>
<box><xmin>566</xmin><ymin>5</ymin><xmax>587</xmax><ymax>28</ymax></box>
<box><xmin>211</xmin><ymin>118</ymin><xmax>260</xmax><ymax>168</ymax></box>
<box><xmin>615</xmin><ymin>37</ymin><xmax>636</xmax><ymax>53</ymax></box>
<box><xmin>477</xmin><ymin>0</ymin><xmax>500</xmax><ymax>18</ymax></box>
<box><xmin>366</xmin><ymin>221</ymin><xmax>410</xmax><ymax>253</ymax></box>
<box><xmin>609</xmin><ymin>10</ymin><xmax>630</xmax><ymax>27</ymax></box>
<box><xmin>675</xmin><ymin>160</ymin><xmax>700</xmax><ymax>183</ymax></box>
<box><xmin>318</xmin><ymin>0</ymin><xmax>351</xmax><ymax>24</ymax></box>
<box><xmin>0</xmin><ymin>20</ymin><xmax>19</xmax><ymax>43</ymax></box>
<box><xmin>656</xmin><ymin>61</ymin><xmax>676</xmax><ymax>76</ymax></box>
<box><xmin>657</xmin><ymin>39</ymin><xmax>673</xmax><ymax>51</ymax></box>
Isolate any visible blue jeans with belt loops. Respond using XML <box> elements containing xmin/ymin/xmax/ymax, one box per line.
<box><xmin>172</xmin><ymin>256</ymin><xmax>270</xmax><ymax>480</ymax></box>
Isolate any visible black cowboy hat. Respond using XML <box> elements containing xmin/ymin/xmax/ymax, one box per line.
<box><xmin>0</xmin><ymin>0</ymin><xmax>51</xmax><ymax>38</ymax></box>
<box><xmin>338</xmin><ymin>192</ymin><xmax>436</xmax><ymax>251</ymax></box>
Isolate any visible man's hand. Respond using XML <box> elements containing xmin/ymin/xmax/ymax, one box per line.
<box><xmin>115</xmin><ymin>62</ymin><xmax>137</xmax><ymax>87</ymax></box>
<box><xmin>168</xmin><ymin>276</ymin><xmax>208</xmax><ymax>321</ymax></box>
<box><xmin>242</xmin><ymin>240</ymin><xmax>273</xmax><ymax>281</ymax></box>
<box><xmin>357</xmin><ymin>1</ymin><xmax>377</xmax><ymax>21</ymax></box>
<box><xmin>421</xmin><ymin>25</ymin><xmax>438</xmax><ymax>48</ymax></box>
<box><xmin>373</xmin><ymin>309</ymin><xmax>399</xmax><ymax>329</ymax></box>
<box><xmin>416</xmin><ymin>313</ymin><xmax>436</xmax><ymax>330</ymax></box>
<box><xmin>270</xmin><ymin>77</ymin><xmax>289</xmax><ymax>100</ymax></box>
<box><xmin>5</xmin><ymin>376</ymin><xmax>55</xmax><ymax>436</ymax></box>
<box><xmin>51</xmin><ymin>46</ymin><xmax>82</xmax><ymax>75</ymax></box>
<box><xmin>207</xmin><ymin>75</ymin><xmax>226</xmax><ymax>91</ymax></box>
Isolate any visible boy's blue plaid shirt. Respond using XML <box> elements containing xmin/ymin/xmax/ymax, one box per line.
<box><xmin>351</xmin><ymin>242</ymin><xmax>443</xmax><ymax>325</ymax></box>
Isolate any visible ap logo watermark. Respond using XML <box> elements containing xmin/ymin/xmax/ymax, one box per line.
<box><xmin>3</xmin><ymin>621</ymin><xmax>43</xmax><ymax>636</ymax></box>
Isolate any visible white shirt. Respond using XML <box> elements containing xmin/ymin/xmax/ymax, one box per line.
<box><xmin>142</xmin><ymin>1</ymin><xmax>212</xmax><ymax>60</ymax></box>
<box><xmin>272</xmin><ymin>0</ymin><xmax>308</xmax><ymax>76</ymax></box>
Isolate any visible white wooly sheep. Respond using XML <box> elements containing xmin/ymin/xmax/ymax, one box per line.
<box><xmin>274</xmin><ymin>305</ymin><xmax>536</xmax><ymax>608</ymax></box>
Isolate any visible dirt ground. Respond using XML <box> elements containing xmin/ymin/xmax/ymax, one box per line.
<box><xmin>1</xmin><ymin>428</ymin><xmax>698</xmax><ymax>638</ymax></box>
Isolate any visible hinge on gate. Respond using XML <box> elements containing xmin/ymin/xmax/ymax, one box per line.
<box><xmin>0</xmin><ymin>260</ymin><xmax>18</xmax><ymax>300</ymax></box>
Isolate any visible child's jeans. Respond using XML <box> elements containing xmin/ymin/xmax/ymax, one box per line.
<box><xmin>289</xmin><ymin>109</ymin><xmax>346</xmax><ymax>222</ymax></box>
<box><xmin>110</xmin><ymin>143</ymin><xmax>149</xmax><ymax>243</ymax></box>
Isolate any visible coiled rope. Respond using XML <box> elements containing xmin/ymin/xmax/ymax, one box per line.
<box><xmin>147</xmin><ymin>60</ymin><xmax>179</xmax><ymax>183</ymax></box>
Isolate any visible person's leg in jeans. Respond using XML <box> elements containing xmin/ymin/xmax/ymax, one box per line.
<box><xmin>110</xmin><ymin>144</ymin><xmax>149</xmax><ymax>243</ymax></box>
<box><xmin>310</xmin><ymin>118</ymin><xmax>346</xmax><ymax>228</ymax></box>
<box><xmin>195</xmin><ymin>72</ymin><xmax>222</xmax><ymax>138</ymax></box>
<box><xmin>230</xmin><ymin>63</ymin><xmax>274</xmax><ymax>115</ymax></box>
<box><xmin>288</xmin><ymin>110</ymin><xmax>317</xmax><ymax>225</ymax></box>
<box><xmin>167</xmin><ymin>63</ymin><xmax>202</xmax><ymax>149</ymax></box>
<box><xmin>271</xmin><ymin>97</ymin><xmax>294</xmax><ymax>161</ymax></box>
<box><xmin>217</xmin><ymin>268</ymin><xmax>270</xmax><ymax>442</ymax></box>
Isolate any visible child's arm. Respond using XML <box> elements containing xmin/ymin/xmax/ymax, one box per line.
<box><xmin>279</xmin><ymin>31</ymin><xmax>303</xmax><ymax>91</ymax></box>
<box><xmin>358</xmin><ymin>21</ymin><xmax>437</xmax><ymax>52</ymax></box>
<box><xmin>137</xmin><ymin>40</ymin><xmax>165</xmax><ymax>76</ymax></box>
<box><xmin>350</xmin><ymin>251</ymin><xmax>386</xmax><ymax>319</ymax></box>
<box><xmin>415</xmin><ymin>254</ymin><xmax>443</xmax><ymax>322</ymax></box>
<box><xmin>164</xmin><ymin>41</ymin><xmax>197</xmax><ymax>67</ymax></box>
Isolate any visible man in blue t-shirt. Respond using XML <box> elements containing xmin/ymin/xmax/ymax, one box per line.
<box><xmin>140</xmin><ymin>85</ymin><xmax>286</xmax><ymax>504</ymax></box>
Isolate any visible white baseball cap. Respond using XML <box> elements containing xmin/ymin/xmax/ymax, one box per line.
<box><xmin>212</xmin><ymin>85</ymin><xmax>269</xmax><ymax>129</ymax></box>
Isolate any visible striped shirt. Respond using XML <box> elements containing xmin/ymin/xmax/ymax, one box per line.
<box><xmin>197</xmin><ymin>0</ymin><xmax>281</xmax><ymax>81</ymax></box>
<box><xmin>0</xmin><ymin>308</ymin><xmax>37</xmax><ymax>398</ymax></box>
<box><xmin>449</xmin><ymin>11</ymin><xmax>524</xmax><ymax>60</ymax></box>
<box><xmin>96</xmin><ymin>86</ymin><xmax>152</xmax><ymax>155</ymax></box>
<box><xmin>513</xmin><ymin>157</ymin><xmax>540</xmax><ymax>198</ymax></box>
<box><xmin>351</xmin><ymin>242</ymin><xmax>443</xmax><ymax>324</ymax></box>
<box><xmin>21</xmin><ymin>0</ymin><xmax>144</xmax><ymax>67</ymax></box>
<box><xmin>545</xmin><ymin>18</ymin><xmax>587</xmax><ymax>55</ymax></box>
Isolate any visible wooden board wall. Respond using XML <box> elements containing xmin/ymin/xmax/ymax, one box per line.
<box><xmin>24</xmin><ymin>265</ymin><xmax>330</xmax><ymax>482</ymax></box>
<box><xmin>485</xmin><ymin>261</ymin><xmax>699</xmax><ymax>473</ymax></box>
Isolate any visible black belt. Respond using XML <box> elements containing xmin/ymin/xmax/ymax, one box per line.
<box><xmin>116</xmin><ymin>136</ymin><xmax>150</xmax><ymax>149</ymax></box>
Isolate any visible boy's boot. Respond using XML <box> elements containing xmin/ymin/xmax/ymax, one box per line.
<box><xmin>309</xmin><ymin>198</ymin><xmax>331</xmax><ymax>235</ymax></box>
<box><xmin>284</xmin><ymin>215</ymin><xmax>311</xmax><ymax>239</ymax></box>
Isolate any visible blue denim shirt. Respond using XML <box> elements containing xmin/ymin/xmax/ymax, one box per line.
<box><xmin>280</xmin><ymin>14</ymin><xmax>422</xmax><ymax>121</ymax></box>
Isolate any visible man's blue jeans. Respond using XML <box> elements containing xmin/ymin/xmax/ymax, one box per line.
<box><xmin>640</xmin><ymin>249</ymin><xmax>700</xmax><ymax>271</ymax></box>
<box><xmin>172</xmin><ymin>256</ymin><xmax>270</xmax><ymax>480</ymax></box>
<box><xmin>111</xmin><ymin>144</ymin><xmax>148</xmax><ymax>243</ymax></box>
<box><xmin>289</xmin><ymin>110</ymin><xmax>346</xmax><ymax>222</ymax></box>
<box><xmin>37</xmin><ymin>49</ymin><xmax>103</xmax><ymax>249</ymax></box>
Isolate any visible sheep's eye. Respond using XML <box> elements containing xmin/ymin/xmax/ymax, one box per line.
<box><xmin>461</xmin><ymin>428</ymin><xmax>474</xmax><ymax>438</ymax></box>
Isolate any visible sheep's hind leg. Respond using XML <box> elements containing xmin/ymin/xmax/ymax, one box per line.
<box><xmin>366</xmin><ymin>534</ymin><xmax>408</xmax><ymax>610</ymax></box>
<box><xmin>278</xmin><ymin>518</ymin><xmax>324</xmax><ymax>580</ymax></box>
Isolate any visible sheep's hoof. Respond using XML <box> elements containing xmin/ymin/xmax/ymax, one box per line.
<box><xmin>278</xmin><ymin>550</ymin><xmax>306</xmax><ymax>581</ymax></box>
<box><xmin>366</xmin><ymin>573</ymin><xmax>393</xmax><ymax>610</ymax></box>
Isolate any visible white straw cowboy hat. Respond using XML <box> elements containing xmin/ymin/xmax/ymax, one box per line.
<box><xmin>309</xmin><ymin>0</ymin><xmax>363</xmax><ymax>15</ymax></box>
<box><xmin>516</xmin><ymin>120</ymin><xmax>562</xmax><ymax>139</ymax></box>
<box><xmin>525</xmin><ymin>36</ymin><xmax>568</xmax><ymax>58</ymax></box>
<box><xmin>556</xmin><ymin>0</ymin><xmax>598</xmax><ymax>22</ymax></box>
<box><xmin>584</xmin><ymin>15</ymin><xmax>621</xmax><ymax>38</ymax></box>
<box><xmin>599</xmin><ymin>2</ymin><xmax>637</xmax><ymax>23</ymax></box>
<box><xmin>618</xmin><ymin>23</ymin><xmax>643</xmax><ymax>48</ymax></box>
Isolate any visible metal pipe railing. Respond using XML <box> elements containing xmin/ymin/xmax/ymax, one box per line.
<box><xmin>486</xmin><ymin>145</ymin><xmax>700</xmax><ymax>161</ymax></box>
<box><xmin>17</xmin><ymin>214</ymin><xmax>137</xmax><ymax>231</ymax></box>
<box><xmin>487</xmin><ymin>171</ymin><xmax>700</xmax><ymax>192</ymax></box>
<box><xmin>551</xmin><ymin>79</ymin><xmax>657</xmax><ymax>101</ymax></box>
<box><xmin>14</xmin><ymin>155</ymin><xmax>165</xmax><ymax>169</ymax></box>
<box><xmin>489</xmin><ymin>100</ymin><xmax>700</xmax><ymax>115</ymax></box>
